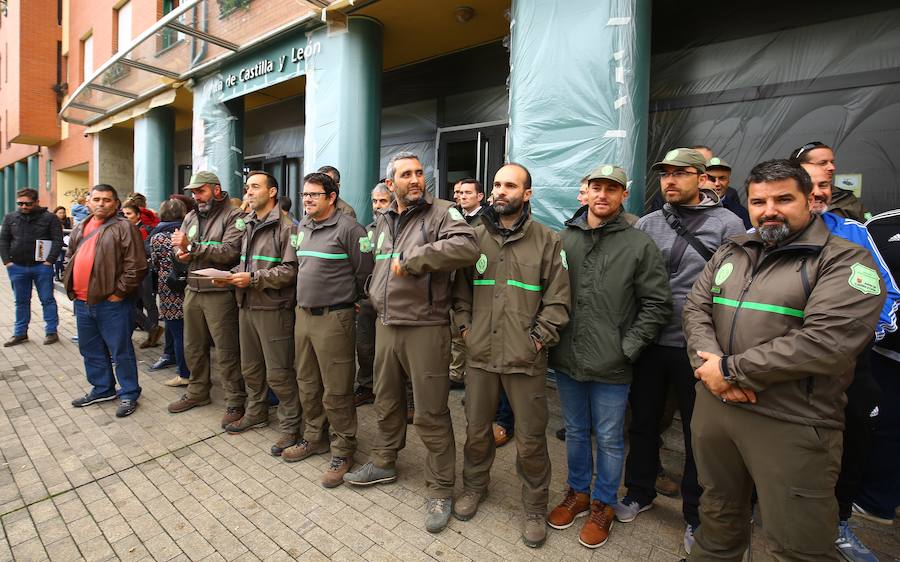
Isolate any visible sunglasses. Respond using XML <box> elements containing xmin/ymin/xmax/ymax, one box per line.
<box><xmin>16</xmin><ymin>201</ymin><xmax>35</xmax><ymax>206</ymax></box>
<box><xmin>790</xmin><ymin>141</ymin><xmax>825</xmax><ymax>161</ymax></box>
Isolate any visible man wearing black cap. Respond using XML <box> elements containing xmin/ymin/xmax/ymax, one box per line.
<box><xmin>705</xmin><ymin>158</ymin><xmax>751</xmax><ymax>229</ymax></box>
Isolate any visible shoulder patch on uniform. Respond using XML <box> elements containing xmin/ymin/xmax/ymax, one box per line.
<box><xmin>188</xmin><ymin>224</ymin><xmax>198</xmax><ymax>239</ymax></box>
<box><xmin>290</xmin><ymin>233</ymin><xmax>299</xmax><ymax>248</ymax></box>
<box><xmin>235</xmin><ymin>218</ymin><xmax>246</xmax><ymax>232</ymax></box>
<box><xmin>475</xmin><ymin>253</ymin><xmax>488</xmax><ymax>274</ymax></box>
<box><xmin>448</xmin><ymin>207</ymin><xmax>464</xmax><ymax>221</ymax></box>
<box><xmin>376</xmin><ymin>231</ymin><xmax>385</xmax><ymax>252</ymax></box>
<box><xmin>715</xmin><ymin>262</ymin><xmax>734</xmax><ymax>285</ymax></box>
<box><xmin>560</xmin><ymin>249</ymin><xmax>569</xmax><ymax>270</ymax></box>
<box><xmin>296</xmin><ymin>231</ymin><xmax>305</xmax><ymax>248</ymax></box>
<box><xmin>849</xmin><ymin>262</ymin><xmax>881</xmax><ymax>295</ymax></box>
<box><xmin>359</xmin><ymin>236</ymin><xmax>372</xmax><ymax>253</ymax></box>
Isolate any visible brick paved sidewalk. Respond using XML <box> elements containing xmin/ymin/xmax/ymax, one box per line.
<box><xmin>0</xmin><ymin>269</ymin><xmax>897</xmax><ymax>561</ymax></box>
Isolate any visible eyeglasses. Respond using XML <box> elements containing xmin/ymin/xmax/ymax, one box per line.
<box><xmin>790</xmin><ymin>141</ymin><xmax>825</xmax><ymax>161</ymax></box>
<box><xmin>16</xmin><ymin>201</ymin><xmax>35</xmax><ymax>206</ymax></box>
<box><xmin>300</xmin><ymin>192</ymin><xmax>327</xmax><ymax>199</ymax></box>
<box><xmin>657</xmin><ymin>171</ymin><xmax>699</xmax><ymax>179</ymax></box>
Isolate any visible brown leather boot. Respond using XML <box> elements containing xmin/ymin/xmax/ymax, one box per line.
<box><xmin>547</xmin><ymin>487</ymin><xmax>590</xmax><ymax>529</ymax></box>
<box><xmin>168</xmin><ymin>394</ymin><xmax>211</xmax><ymax>414</ymax></box>
<box><xmin>220</xmin><ymin>406</ymin><xmax>245</xmax><ymax>429</ymax></box>
<box><xmin>579</xmin><ymin>500</ymin><xmax>614</xmax><ymax>549</ymax></box>
<box><xmin>321</xmin><ymin>456</ymin><xmax>352</xmax><ymax>488</ymax></box>
<box><xmin>282</xmin><ymin>439</ymin><xmax>329</xmax><ymax>463</ymax></box>
<box><xmin>224</xmin><ymin>416</ymin><xmax>268</xmax><ymax>434</ymax></box>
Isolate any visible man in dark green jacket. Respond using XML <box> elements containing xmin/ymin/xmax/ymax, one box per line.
<box><xmin>546</xmin><ymin>165</ymin><xmax>672</xmax><ymax>550</ymax></box>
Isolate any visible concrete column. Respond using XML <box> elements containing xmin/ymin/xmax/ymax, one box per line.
<box><xmin>192</xmin><ymin>76</ymin><xmax>244</xmax><ymax>198</ymax></box>
<box><xmin>508</xmin><ymin>0</ymin><xmax>651</xmax><ymax>226</ymax></box>
<box><xmin>304</xmin><ymin>17</ymin><xmax>383</xmax><ymax>225</ymax></box>
<box><xmin>27</xmin><ymin>154</ymin><xmax>40</xmax><ymax>191</ymax></box>
<box><xmin>134</xmin><ymin>107</ymin><xmax>175</xmax><ymax>210</ymax></box>
<box><xmin>14</xmin><ymin>161</ymin><xmax>28</xmax><ymax>188</ymax></box>
<box><xmin>94</xmin><ymin>128</ymin><xmax>135</xmax><ymax>196</ymax></box>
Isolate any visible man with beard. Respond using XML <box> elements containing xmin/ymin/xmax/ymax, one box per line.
<box><xmin>618</xmin><ymin>148</ymin><xmax>745</xmax><ymax>555</ymax></box>
<box><xmin>705</xmin><ymin>158</ymin><xmax>751</xmax><ymax>229</ymax></box>
<box><xmin>167</xmin><ymin>172</ymin><xmax>247</xmax><ymax>429</ymax></box>
<box><xmin>683</xmin><ymin>159</ymin><xmax>885</xmax><ymax>560</ymax></box>
<box><xmin>343</xmin><ymin>152</ymin><xmax>478</xmax><ymax>533</ymax></box>
<box><xmin>790</xmin><ymin>141</ymin><xmax>871</xmax><ymax>222</ymax></box>
<box><xmin>451</xmin><ymin>163</ymin><xmax>570</xmax><ymax>548</ymax></box>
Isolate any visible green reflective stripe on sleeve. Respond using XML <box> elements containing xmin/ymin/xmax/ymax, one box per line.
<box><xmin>374</xmin><ymin>252</ymin><xmax>400</xmax><ymax>261</ymax></box>
<box><xmin>240</xmin><ymin>255</ymin><xmax>282</xmax><ymax>263</ymax></box>
<box><xmin>507</xmin><ymin>279</ymin><xmax>542</xmax><ymax>292</ymax></box>
<box><xmin>297</xmin><ymin>250</ymin><xmax>349</xmax><ymax>260</ymax></box>
<box><xmin>473</xmin><ymin>279</ymin><xmax>496</xmax><ymax>286</ymax></box>
<box><xmin>199</xmin><ymin>241</ymin><xmax>222</xmax><ymax>246</ymax></box>
<box><xmin>713</xmin><ymin>296</ymin><xmax>804</xmax><ymax>318</ymax></box>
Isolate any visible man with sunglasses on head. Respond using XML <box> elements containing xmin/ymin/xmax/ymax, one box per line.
<box><xmin>1</xmin><ymin>188</ymin><xmax>63</xmax><ymax>346</ymax></box>
<box><xmin>617</xmin><ymin>148</ymin><xmax>745</xmax><ymax>554</ymax></box>
<box><xmin>790</xmin><ymin>141</ymin><xmax>871</xmax><ymax>222</ymax></box>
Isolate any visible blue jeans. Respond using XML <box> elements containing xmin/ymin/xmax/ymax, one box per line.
<box><xmin>556</xmin><ymin>371</ymin><xmax>630</xmax><ymax>505</ymax></box>
<box><xmin>74</xmin><ymin>299</ymin><xmax>141</xmax><ymax>401</ymax></box>
<box><xmin>164</xmin><ymin>319</ymin><xmax>189</xmax><ymax>379</ymax></box>
<box><xmin>494</xmin><ymin>387</ymin><xmax>515</xmax><ymax>433</ymax></box>
<box><xmin>8</xmin><ymin>263</ymin><xmax>59</xmax><ymax>336</ymax></box>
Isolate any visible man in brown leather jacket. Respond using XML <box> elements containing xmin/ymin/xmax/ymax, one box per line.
<box><xmin>683</xmin><ymin>160</ymin><xmax>886</xmax><ymax>561</ymax></box>
<box><xmin>64</xmin><ymin>184</ymin><xmax>147</xmax><ymax>418</ymax></box>
<box><xmin>167</xmin><ymin>171</ymin><xmax>247</xmax><ymax>429</ymax></box>
<box><xmin>343</xmin><ymin>152</ymin><xmax>479</xmax><ymax>533</ymax></box>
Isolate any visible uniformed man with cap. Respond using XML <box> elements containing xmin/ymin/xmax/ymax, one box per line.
<box><xmin>705</xmin><ymin>158</ymin><xmax>751</xmax><ymax>229</ymax></box>
<box><xmin>168</xmin><ymin>171</ymin><xmax>247</xmax><ymax>428</ymax></box>
<box><xmin>683</xmin><ymin>159</ymin><xmax>886</xmax><ymax>560</ymax></box>
<box><xmin>281</xmin><ymin>172</ymin><xmax>373</xmax><ymax>489</ymax></box>
<box><xmin>451</xmin><ymin>163</ymin><xmax>571</xmax><ymax>548</ymax></box>
<box><xmin>343</xmin><ymin>151</ymin><xmax>479</xmax><ymax>534</ymax></box>
<box><xmin>212</xmin><ymin>171</ymin><xmax>300</xmax><ymax>457</ymax></box>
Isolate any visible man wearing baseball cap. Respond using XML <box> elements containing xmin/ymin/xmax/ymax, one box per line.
<box><xmin>547</xmin><ymin>164</ymin><xmax>672</xmax><ymax>549</ymax></box>
<box><xmin>617</xmin><ymin>149</ymin><xmax>745</xmax><ymax>554</ymax></box>
<box><xmin>167</xmin><ymin>171</ymin><xmax>248</xmax><ymax>429</ymax></box>
<box><xmin>706</xmin><ymin>158</ymin><xmax>751</xmax><ymax>229</ymax></box>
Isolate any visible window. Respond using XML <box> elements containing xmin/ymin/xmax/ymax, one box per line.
<box><xmin>81</xmin><ymin>34</ymin><xmax>93</xmax><ymax>82</ymax></box>
<box><xmin>115</xmin><ymin>2</ymin><xmax>132</xmax><ymax>53</ymax></box>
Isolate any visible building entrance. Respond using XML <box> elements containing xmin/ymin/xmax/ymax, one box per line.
<box><xmin>437</xmin><ymin>121</ymin><xmax>507</xmax><ymax>201</ymax></box>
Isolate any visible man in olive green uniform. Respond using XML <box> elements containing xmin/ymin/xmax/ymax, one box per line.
<box><xmin>213</xmin><ymin>172</ymin><xmax>299</xmax><ymax>456</ymax></box>
<box><xmin>683</xmin><ymin>160</ymin><xmax>886</xmax><ymax>561</ymax></box>
<box><xmin>168</xmin><ymin>172</ymin><xmax>247</xmax><ymax>428</ymax></box>
<box><xmin>281</xmin><ymin>172</ymin><xmax>373</xmax><ymax>488</ymax></box>
<box><xmin>451</xmin><ymin>163</ymin><xmax>570</xmax><ymax>548</ymax></box>
<box><xmin>343</xmin><ymin>152</ymin><xmax>479</xmax><ymax>534</ymax></box>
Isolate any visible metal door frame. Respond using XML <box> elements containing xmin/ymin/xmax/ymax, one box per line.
<box><xmin>435</xmin><ymin>119</ymin><xmax>508</xmax><ymax>200</ymax></box>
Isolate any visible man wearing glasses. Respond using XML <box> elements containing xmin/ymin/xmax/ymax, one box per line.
<box><xmin>283</xmin><ymin>172</ymin><xmax>373</xmax><ymax>489</ymax></box>
<box><xmin>0</xmin><ymin>188</ymin><xmax>63</xmax><ymax>346</ymax></box>
<box><xmin>617</xmin><ymin>148</ymin><xmax>745</xmax><ymax>554</ymax></box>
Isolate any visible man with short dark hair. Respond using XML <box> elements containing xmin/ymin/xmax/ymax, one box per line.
<box><xmin>317</xmin><ymin>165</ymin><xmax>357</xmax><ymax>220</ymax></box>
<box><xmin>790</xmin><ymin>141</ymin><xmax>871</xmax><ymax>222</ymax></box>
<box><xmin>64</xmin><ymin>184</ymin><xmax>148</xmax><ymax>417</ymax></box>
<box><xmin>705</xmin><ymin>158</ymin><xmax>751</xmax><ymax>229</ymax></box>
<box><xmin>457</xmin><ymin>179</ymin><xmax>484</xmax><ymax>219</ymax></box>
<box><xmin>1</xmin><ymin>188</ymin><xmax>63</xmax><ymax>346</ymax></box>
<box><xmin>684</xmin><ymin>159</ymin><xmax>885</xmax><ymax>560</ymax></box>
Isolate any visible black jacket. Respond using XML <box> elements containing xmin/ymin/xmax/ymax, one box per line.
<box><xmin>721</xmin><ymin>188</ymin><xmax>752</xmax><ymax>230</ymax></box>
<box><xmin>0</xmin><ymin>208</ymin><xmax>64</xmax><ymax>265</ymax></box>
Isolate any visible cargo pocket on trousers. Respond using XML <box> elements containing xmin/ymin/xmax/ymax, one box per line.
<box><xmin>784</xmin><ymin>486</ymin><xmax>835</xmax><ymax>553</ymax></box>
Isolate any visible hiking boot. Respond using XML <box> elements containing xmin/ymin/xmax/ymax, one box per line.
<box><xmin>580</xmin><ymin>501</ymin><xmax>614</xmax><ymax>548</ymax></box>
<box><xmin>425</xmin><ymin>498</ymin><xmax>452</xmax><ymax>533</ymax></box>
<box><xmin>281</xmin><ymin>438</ymin><xmax>329</xmax><ymax>463</ymax></box>
<box><xmin>220</xmin><ymin>406</ymin><xmax>244</xmax><ymax>429</ymax></box>
<box><xmin>4</xmin><ymin>335</ymin><xmax>28</xmax><ymax>347</ymax></box>
<box><xmin>321</xmin><ymin>456</ymin><xmax>352</xmax><ymax>488</ymax></box>
<box><xmin>115</xmin><ymin>399</ymin><xmax>138</xmax><ymax>418</ymax></box>
<box><xmin>656</xmin><ymin>469</ymin><xmax>680</xmax><ymax>497</ymax></box>
<box><xmin>548</xmin><ymin>487</ymin><xmax>590</xmax><ymax>529</ymax></box>
<box><xmin>343</xmin><ymin>462</ymin><xmax>397</xmax><ymax>486</ymax></box>
<box><xmin>684</xmin><ymin>523</ymin><xmax>697</xmax><ymax>555</ymax></box>
<box><xmin>43</xmin><ymin>333</ymin><xmax>59</xmax><ymax>345</ymax></box>
<box><xmin>615</xmin><ymin>496</ymin><xmax>652</xmax><ymax>523</ymax></box>
<box><xmin>523</xmin><ymin>512</ymin><xmax>547</xmax><ymax>548</ymax></box>
<box><xmin>270</xmin><ymin>434</ymin><xmax>298</xmax><ymax>457</ymax></box>
<box><xmin>493</xmin><ymin>423</ymin><xmax>511</xmax><ymax>447</ymax></box>
<box><xmin>835</xmin><ymin>520</ymin><xmax>879</xmax><ymax>562</ymax></box>
<box><xmin>354</xmin><ymin>386</ymin><xmax>375</xmax><ymax>407</ymax></box>
<box><xmin>140</xmin><ymin>325</ymin><xmax>164</xmax><ymax>348</ymax></box>
<box><xmin>452</xmin><ymin>489</ymin><xmax>486</xmax><ymax>521</ymax></box>
<box><xmin>224</xmin><ymin>416</ymin><xmax>268</xmax><ymax>434</ymax></box>
<box><xmin>71</xmin><ymin>392</ymin><xmax>117</xmax><ymax>408</ymax></box>
<box><xmin>168</xmin><ymin>394</ymin><xmax>211</xmax><ymax>414</ymax></box>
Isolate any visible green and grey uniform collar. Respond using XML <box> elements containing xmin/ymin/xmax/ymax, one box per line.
<box><xmin>300</xmin><ymin>207</ymin><xmax>342</xmax><ymax>230</ymax></box>
<box><xmin>565</xmin><ymin>205</ymin><xmax>631</xmax><ymax>233</ymax></box>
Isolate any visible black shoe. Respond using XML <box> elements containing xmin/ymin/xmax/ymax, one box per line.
<box><xmin>354</xmin><ymin>386</ymin><xmax>375</xmax><ymax>407</ymax></box>
<box><xmin>556</xmin><ymin>427</ymin><xmax>566</xmax><ymax>441</ymax></box>
<box><xmin>116</xmin><ymin>399</ymin><xmax>137</xmax><ymax>417</ymax></box>
<box><xmin>3</xmin><ymin>335</ymin><xmax>28</xmax><ymax>347</ymax></box>
<box><xmin>71</xmin><ymin>392</ymin><xmax>117</xmax><ymax>408</ymax></box>
<box><xmin>449</xmin><ymin>380</ymin><xmax>465</xmax><ymax>390</ymax></box>
<box><xmin>148</xmin><ymin>357</ymin><xmax>176</xmax><ymax>371</ymax></box>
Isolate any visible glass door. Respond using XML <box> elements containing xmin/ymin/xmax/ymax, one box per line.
<box><xmin>437</xmin><ymin>123</ymin><xmax>507</xmax><ymax>201</ymax></box>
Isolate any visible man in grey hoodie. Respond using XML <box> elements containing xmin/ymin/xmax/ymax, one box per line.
<box><xmin>616</xmin><ymin>148</ymin><xmax>746</xmax><ymax>554</ymax></box>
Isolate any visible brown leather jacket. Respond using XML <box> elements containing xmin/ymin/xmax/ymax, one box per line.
<box><xmin>181</xmin><ymin>197</ymin><xmax>244</xmax><ymax>293</ymax></box>
<box><xmin>683</xmin><ymin>215</ymin><xmax>885</xmax><ymax>429</ymax></box>
<box><xmin>63</xmin><ymin>215</ymin><xmax>148</xmax><ymax>305</ymax></box>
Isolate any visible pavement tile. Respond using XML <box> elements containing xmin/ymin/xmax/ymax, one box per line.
<box><xmin>175</xmin><ymin>531</ymin><xmax>216</xmax><ymax>560</ymax></box>
<box><xmin>9</xmin><ymin>536</ymin><xmax>48</xmax><ymax>561</ymax></box>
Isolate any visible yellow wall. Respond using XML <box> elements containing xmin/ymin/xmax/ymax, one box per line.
<box><xmin>56</xmin><ymin>169</ymin><xmax>89</xmax><ymax>208</ymax></box>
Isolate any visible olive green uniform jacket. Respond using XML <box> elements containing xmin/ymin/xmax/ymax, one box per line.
<box><xmin>181</xmin><ymin>197</ymin><xmax>244</xmax><ymax>293</ymax></box>
<box><xmin>232</xmin><ymin>206</ymin><xmax>297</xmax><ymax>310</ymax></box>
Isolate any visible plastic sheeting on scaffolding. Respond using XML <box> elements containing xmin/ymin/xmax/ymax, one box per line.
<box><xmin>508</xmin><ymin>0</ymin><xmax>651</xmax><ymax>229</ymax></box>
<box><xmin>647</xmin><ymin>8</ymin><xmax>900</xmax><ymax>214</ymax></box>
<box><xmin>192</xmin><ymin>73</ymin><xmax>244</xmax><ymax>197</ymax></box>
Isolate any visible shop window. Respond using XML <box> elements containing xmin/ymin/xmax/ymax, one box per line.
<box><xmin>217</xmin><ymin>0</ymin><xmax>251</xmax><ymax>19</ymax></box>
<box><xmin>160</xmin><ymin>0</ymin><xmax>183</xmax><ymax>51</ymax></box>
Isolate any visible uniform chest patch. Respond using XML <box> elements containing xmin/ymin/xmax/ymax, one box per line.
<box><xmin>449</xmin><ymin>207</ymin><xmax>464</xmax><ymax>221</ymax></box>
<box><xmin>476</xmin><ymin>253</ymin><xmax>488</xmax><ymax>274</ymax></box>
<box><xmin>376</xmin><ymin>231</ymin><xmax>385</xmax><ymax>252</ymax></box>
<box><xmin>235</xmin><ymin>218</ymin><xmax>246</xmax><ymax>231</ymax></box>
<box><xmin>560</xmin><ymin>250</ymin><xmax>569</xmax><ymax>270</ymax></box>
<box><xmin>715</xmin><ymin>262</ymin><xmax>734</xmax><ymax>285</ymax></box>
<box><xmin>359</xmin><ymin>236</ymin><xmax>372</xmax><ymax>253</ymax></box>
<box><xmin>188</xmin><ymin>224</ymin><xmax>198</xmax><ymax>239</ymax></box>
<box><xmin>290</xmin><ymin>234</ymin><xmax>299</xmax><ymax>248</ymax></box>
<box><xmin>849</xmin><ymin>263</ymin><xmax>881</xmax><ymax>295</ymax></box>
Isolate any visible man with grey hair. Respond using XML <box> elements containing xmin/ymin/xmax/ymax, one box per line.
<box><xmin>344</xmin><ymin>152</ymin><xmax>479</xmax><ymax>534</ymax></box>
